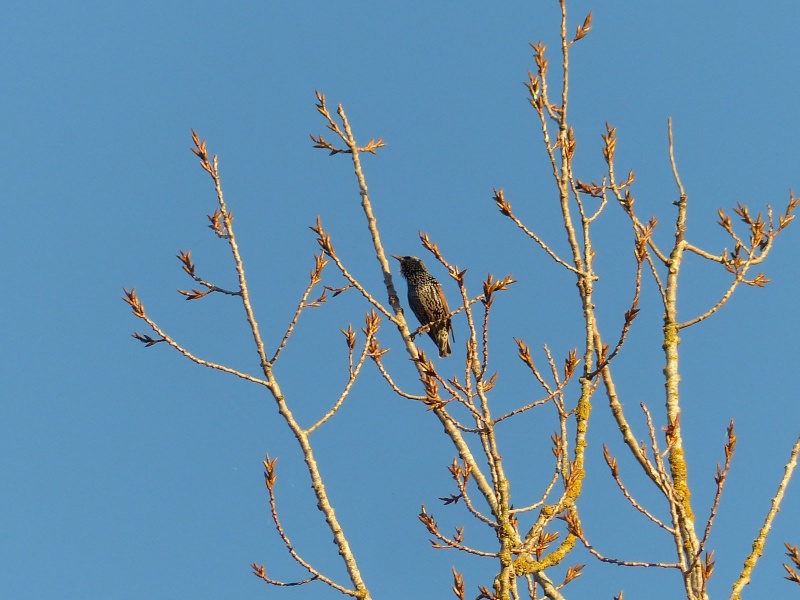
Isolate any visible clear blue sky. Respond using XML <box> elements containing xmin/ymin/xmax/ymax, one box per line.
<box><xmin>2</xmin><ymin>2</ymin><xmax>798</xmax><ymax>599</ymax></box>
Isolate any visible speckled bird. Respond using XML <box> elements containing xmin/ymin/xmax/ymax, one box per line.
<box><xmin>391</xmin><ymin>255</ymin><xmax>453</xmax><ymax>357</ymax></box>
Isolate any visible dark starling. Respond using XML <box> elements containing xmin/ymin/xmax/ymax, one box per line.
<box><xmin>391</xmin><ymin>255</ymin><xmax>454</xmax><ymax>357</ymax></box>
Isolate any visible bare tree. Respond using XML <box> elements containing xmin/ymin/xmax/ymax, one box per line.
<box><xmin>125</xmin><ymin>2</ymin><xmax>799</xmax><ymax>598</ymax></box>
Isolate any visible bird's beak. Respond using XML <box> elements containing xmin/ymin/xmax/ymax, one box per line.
<box><xmin>390</xmin><ymin>254</ymin><xmax>402</xmax><ymax>261</ymax></box>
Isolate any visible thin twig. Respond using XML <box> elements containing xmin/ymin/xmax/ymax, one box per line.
<box><xmin>371</xmin><ymin>358</ymin><xmax>427</xmax><ymax>401</ymax></box>
<box><xmin>306</xmin><ymin>330</ymin><xmax>373</xmax><ymax>434</ymax></box>
<box><xmin>694</xmin><ymin>421</ymin><xmax>736</xmax><ymax>563</ymax></box>
<box><xmin>603</xmin><ymin>444</ymin><xmax>674</xmax><ymax>533</ymax></box>
<box><xmin>493</xmin><ymin>378</ymin><xmax>569</xmax><ymax>424</ymax></box>
<box><xmin>419</xmin><ymin>506</ymin><xmax>498</xmax><ymax>557</ymax></box>
<box><xmin>271</xmin><ymin>253</ymin><xmax>327</xmax><ymax>363</ymax></box>
<box><xmin>731</xmin><ymin>434</ymin><xmax>800</xmax><ymax>599</ymax></box>
<box><xmin>576</xmin><ymin>534</ymin><xmax>680</xmax><ymax>570</ymax></box>
<box><xmin>511</xmin><ymin>469</ymin><xmax>561</xmax><ymax>515</ymax></box>
<box><xmin>123</xmin><ymin>290</ymin><xmax>270</xmax><ymax>387</ymax></box>
<box><xmin>668</xmin><ymin>118</ymin><xmax>686</xmax><ymax>201</ymax></box>
<box><xmin>251</xmin><ymin>565</ymin><xmax>318</xmax><ymax>587</ymax></box>
<box><xmin>261</xmin><ymin>457</ymin><xmax>357</xmax><ymax>595</ymax></box>
<box><xmin>493</xmin><ymin>189</ymin><xmax>580</xmax><ymax>274</ymax></box>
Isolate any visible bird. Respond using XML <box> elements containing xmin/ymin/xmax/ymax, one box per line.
<box><xmin>391</xmin><ymin>255</ymin><xmax>454</xmax><ymax>357</ymax></box>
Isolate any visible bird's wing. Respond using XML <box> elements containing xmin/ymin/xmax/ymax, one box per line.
<box><xmin>435</xmin><ymin>282</ymin><xmax>455</xmax><ymax>341</ymax></box>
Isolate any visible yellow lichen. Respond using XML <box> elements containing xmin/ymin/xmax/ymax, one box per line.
<box><xmin>513</xmin><ymin>534</ymin><xmax>577</xmax><ymax>575</ymax></box>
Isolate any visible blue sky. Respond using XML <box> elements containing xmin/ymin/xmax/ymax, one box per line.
<box><xmin>2</xmin><ymin>2</ymin><xmax>799</xmax><ymax>598</ymax></box>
